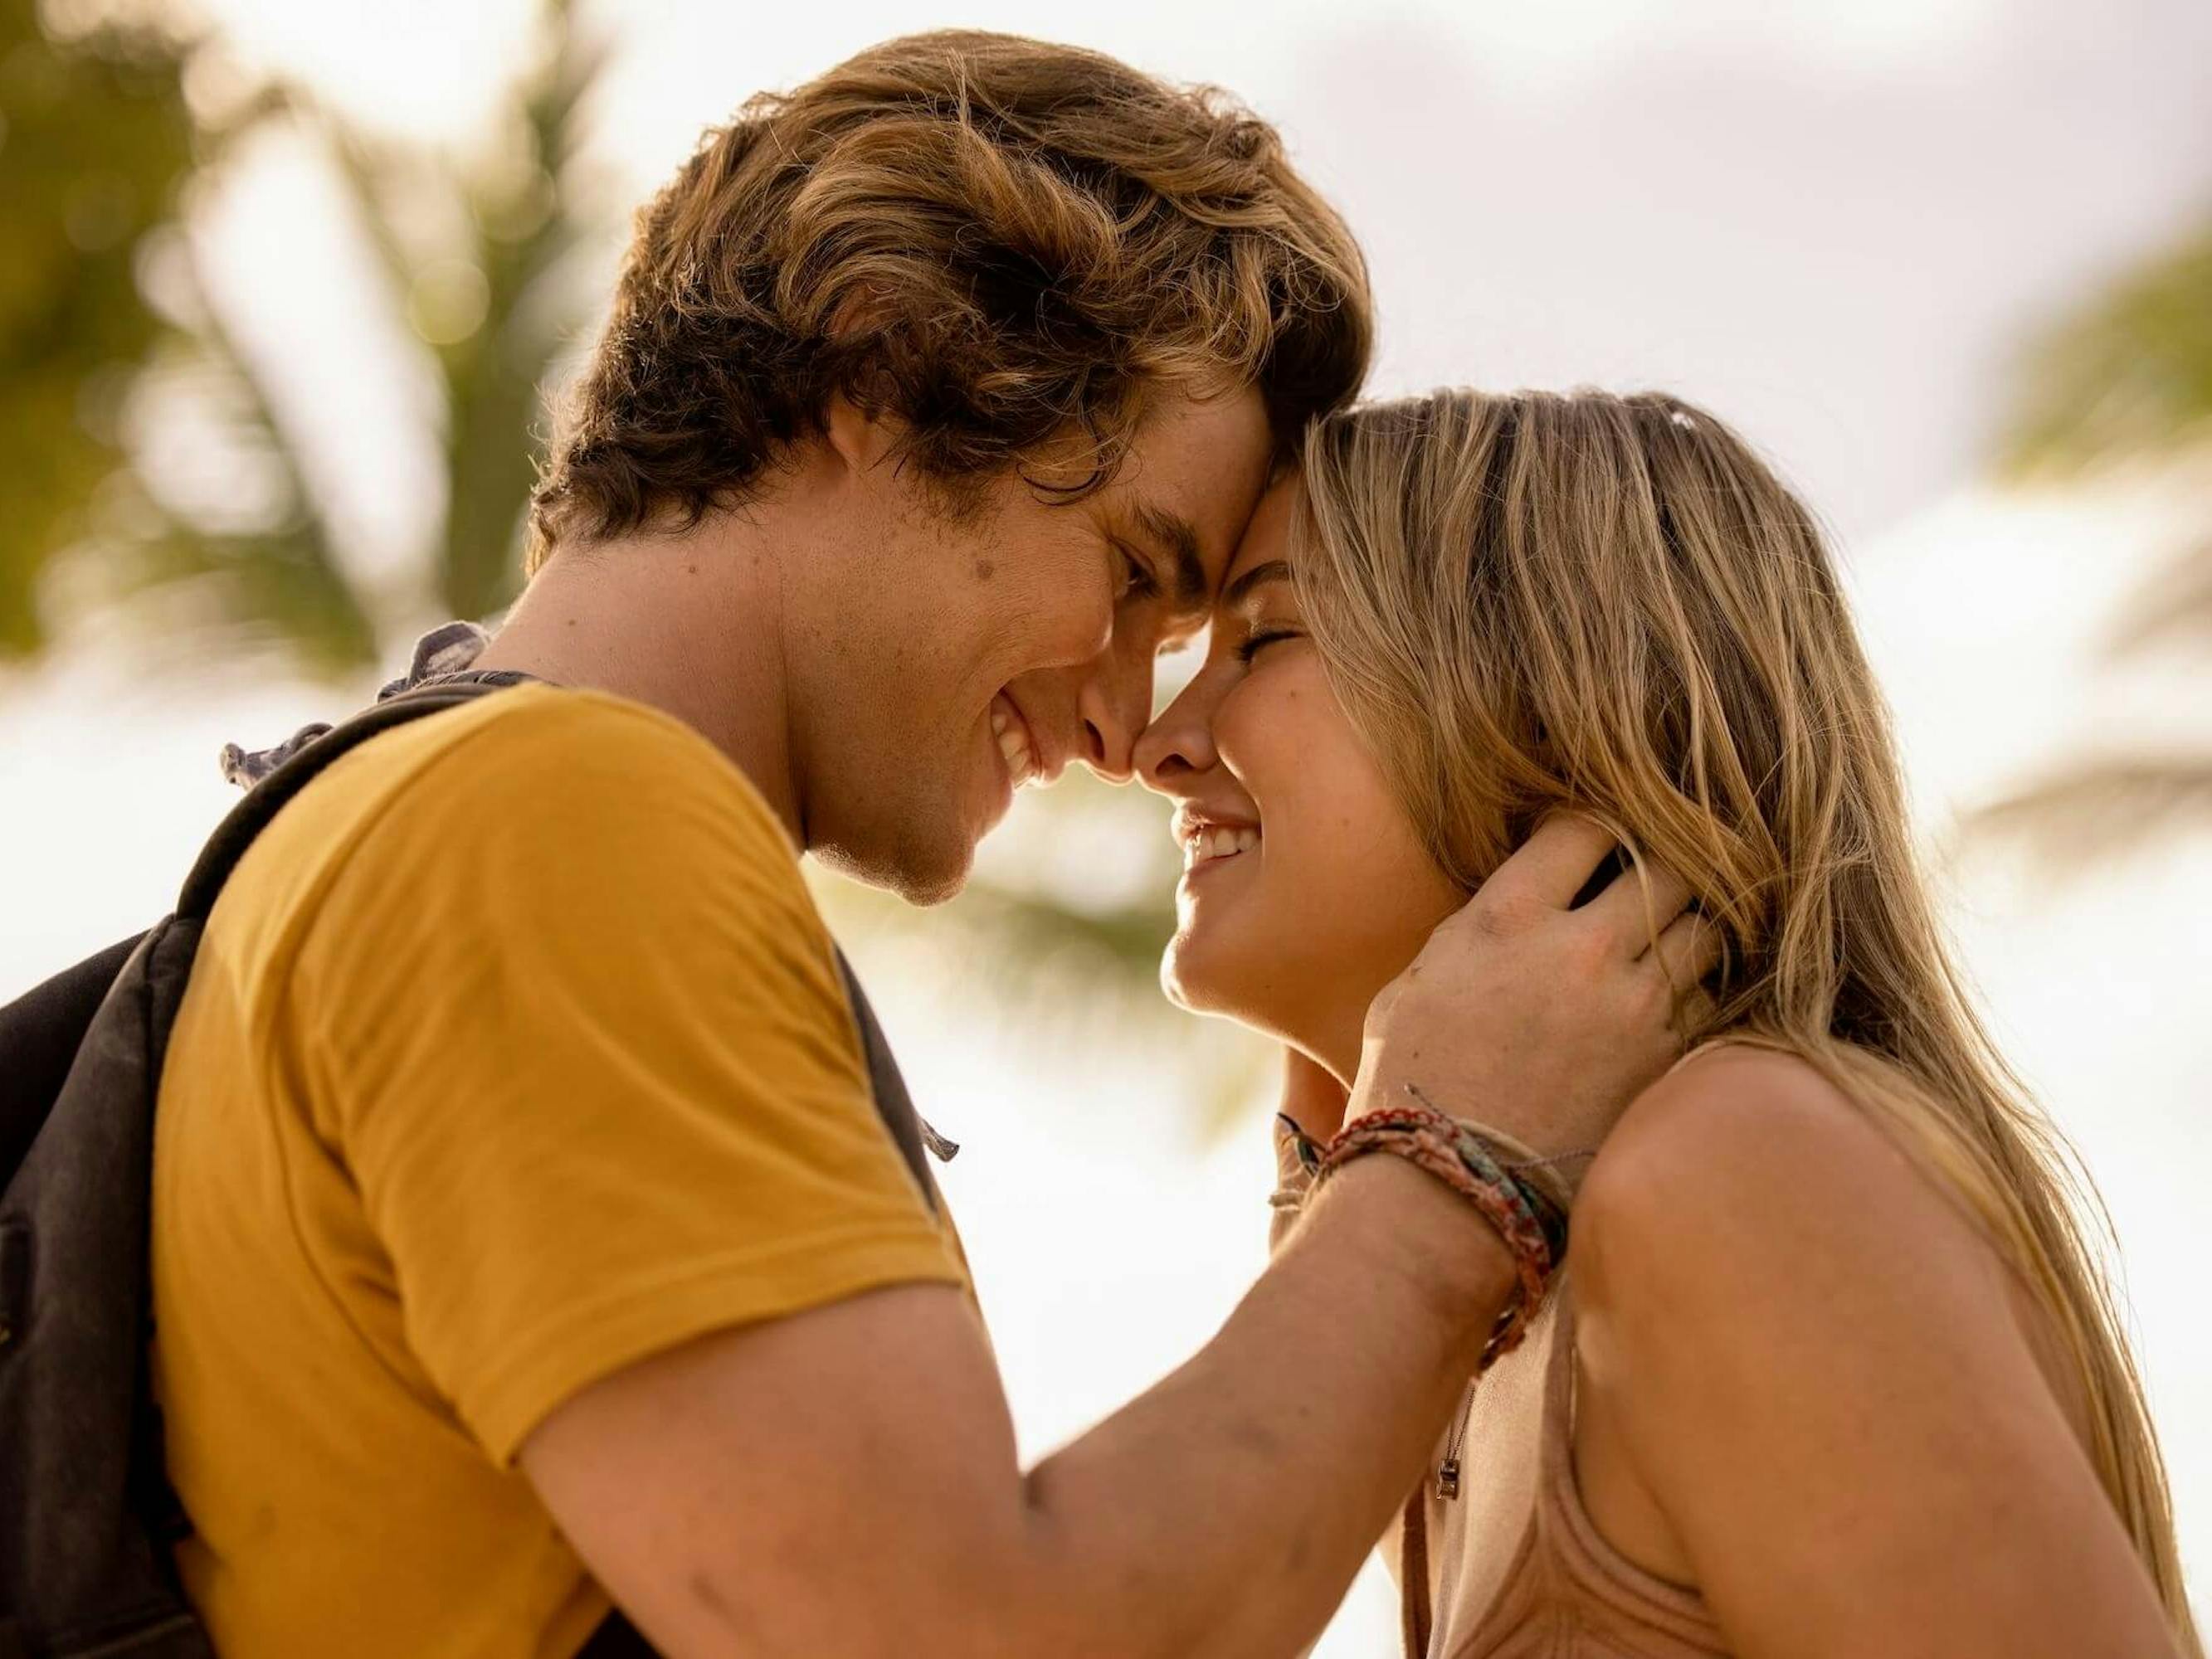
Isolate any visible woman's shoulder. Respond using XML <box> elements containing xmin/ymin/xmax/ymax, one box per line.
<box><xmin>1570</xmin><ymin>1039</ymin><xmax>2009</xmax><ymax>1326</ymax></box>
<box><xmin>1580</xmin><ymin>1039</ymin><xmax>1895</xmax><ymax>1217</ymax></box>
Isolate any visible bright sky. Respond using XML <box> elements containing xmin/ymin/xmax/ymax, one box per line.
<box><xmin>4</xmin><ymin>1</ymin><xmax>2211</xmax><ymax>1647</ymax></box>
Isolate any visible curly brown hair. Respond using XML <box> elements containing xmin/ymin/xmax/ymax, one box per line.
<box><xmin>525</xmin><ymin>31</ymin><xmax>1371</xmax><ymax>565</ymax></box>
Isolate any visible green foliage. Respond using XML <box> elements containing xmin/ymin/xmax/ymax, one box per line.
<box><xmin>86</xmin><ymin>288</ymin><xmax>379</xmax><ymax>674</ymax></box>
<box><xmin>1981</xmin><ymin>212</ymin><xmax>2212</xmax><ymax>851</ymax></box>
<box><xmin>2000</xmin><ymin>222</ymin><xmax>2212</xmax><ymax>478</ymax></box>
<box><xmin>307</xmin><ymin>2</ymin><xmax>600</xmax><ymax>629</ymax></box>
<box><xmin>0</xmin><ymin>0</ymin><xmax>599</xmax><ymax>677</ymax></box>
<box><xmin>0</xmin><ymin>0</ymin><xmax>192</xmax><ymax>655</ymax></box>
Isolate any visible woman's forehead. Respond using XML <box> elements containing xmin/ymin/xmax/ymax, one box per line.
<box><xmin>1221</xmin><ymin>475</ymin><xmax>1300</xmax><ymax>591</ymax></box>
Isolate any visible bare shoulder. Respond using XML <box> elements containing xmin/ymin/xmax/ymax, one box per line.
<box><xmin>1572</xmin><ymin>1042</ymin><xmax>2013</xmax><ymax>1330</ymax></box>
<box><xmin>1580</xmin><ymin>1042</ymin><xmax>1915</xmax><ymax>1227</ymax></box>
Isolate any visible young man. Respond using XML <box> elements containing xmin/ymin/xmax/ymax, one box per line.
<box><xmin>150</xmin><ymin>33</ymin><xmax>1700</xmax><ymax>1658</ymax></box>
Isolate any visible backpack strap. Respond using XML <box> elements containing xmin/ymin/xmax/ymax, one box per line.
<box><xmin>170</xmin><ymin>676</ymin><xmax>948</xmax><ymax>1206</ymax></box>
<box><xmin>0</xmin><ymin>932</ymin><xmax>148</xmax><ymax>1186</ymax></box>
<box><xmin>177</xmin><ymin>680</ymin><xmax>513</xmax><ymax>923</ymax></box>
<box><xmin>834</xmin><ymin>955</ymin><xmax>943</xmax><ymax>1212</ymax></box>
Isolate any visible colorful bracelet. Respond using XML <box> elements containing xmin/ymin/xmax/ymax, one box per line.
<box><xmin>1401</xmin><ymin>1086</ymin><xmax>1584</xmax><ymax>1267</ymax></box>
<box><xmin>1308</xmin><ymin>1098</ymin><xmax>1577</xmax><ymax>1367</ymax></box>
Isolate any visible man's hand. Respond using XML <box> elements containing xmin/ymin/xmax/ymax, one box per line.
<box><xmin>1350</xmin><ymin>815</ymin><xmax>1718</xmax><ymax>1175</ymax></box>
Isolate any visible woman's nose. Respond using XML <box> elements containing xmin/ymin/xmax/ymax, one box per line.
<box><xmin>1135</xmin><ymin>674</ymin><xmax>1220</xmax><ymax>793</ymax></box>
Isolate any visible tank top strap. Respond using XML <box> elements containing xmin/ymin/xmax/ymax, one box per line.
<box><xmin>1528</xmin><ymin>1285</ymin><xmax>1735</xmax><ymax>1654</ymax></box>
<box><xmin>1537</xmin><ymin>1276</ymin><xmax>1581</xmax><ymax>1480</ymax></box>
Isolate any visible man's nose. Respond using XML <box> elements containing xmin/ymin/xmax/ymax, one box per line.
<box><xmin>1075</xmin><ymin>651</ymin><xmax>1152</xmax><ymax>783</ymax></box>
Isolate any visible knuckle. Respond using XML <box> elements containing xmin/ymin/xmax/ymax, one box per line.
<box><xmin>1464</xmin><ymin>896</ymin><xmax>1518</xmax><ymax>942</ymax></box>
<box><xmin>1567</xmin><ymin>922</ymin><xmax>1615</xmax><ymax>978</ymax></box>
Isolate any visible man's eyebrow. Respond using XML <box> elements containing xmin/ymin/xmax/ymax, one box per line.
<box><xmin>1131</xmin><ymin>500</ymin><xmax>1208</xmax><ymax>609</ymax></box>
<box><xmin>1220</xmin><ymin>559</ymin><xmax>1293</xmax><ymax>608</ymax></box>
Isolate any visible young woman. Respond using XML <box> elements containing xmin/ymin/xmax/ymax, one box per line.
<box><xmin>1134</xmin><ymin>389</ymin><xmax>2200</xmax><ymax>1659</ymax></box>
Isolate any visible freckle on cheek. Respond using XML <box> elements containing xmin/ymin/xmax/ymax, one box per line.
<box><xmin>973</xmin><ymin>558</ymin><xmax>997</xmax><ymax>581</ymax></box>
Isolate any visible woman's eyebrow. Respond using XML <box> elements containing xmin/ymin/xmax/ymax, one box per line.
<box><xmin>1220</xmin><ymin>559</ymin><xmax>1293</xmax><ymax>607</ymax></box>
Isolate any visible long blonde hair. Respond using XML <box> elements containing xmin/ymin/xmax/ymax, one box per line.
<box><xmin>1294</xmin><ymin>387</ymin><xmax>2199</xmax><ymax>1649</ymax></box>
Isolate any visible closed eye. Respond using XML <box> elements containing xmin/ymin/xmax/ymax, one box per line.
<box><xmin>1235</xmin><ymin>627</ymin><xmax>1302</xmax><ymax>664</ymax></box>
<box><xmin>1114</xmin><ymin>542</ymin><xmax>1162</xmax><ymax>602</ymax></box>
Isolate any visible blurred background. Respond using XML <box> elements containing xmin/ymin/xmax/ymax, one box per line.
<box><xmin>2</xmin><ymin>0</ymin><xmax>2208</xmax><ymax>1647</ymax></box>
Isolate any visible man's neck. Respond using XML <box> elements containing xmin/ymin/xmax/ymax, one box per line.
<box><xmin>471</xmin><ymin>520</ymin><xmax>804</xmax><ymax>844</ymax></box>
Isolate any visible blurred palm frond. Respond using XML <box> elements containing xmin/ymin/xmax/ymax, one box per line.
<box><xmin>2106</xmin><ymin>533</ymin><xmax>2212</xmax><ymax>657</ymax></box>
<box><xmin>1975</xmin><ymin>757</ymin><xmax>2212</xmax><ymax>864</ymax></box>
<box><xmin>305</xmin><ymin>1</ymin><xmax>604</xmax><ymax>625</ymax></box>
<box><xmin>89</xmin><ymin>272</ymin><xmax>377</xmax><ymax>672</ymax></box>
<box><xmin>2000</xmin><ymin>221</ymin><xmax>2212</xmax><ymax>480</ymax></box>
<box><xmin>2</xmin><ymin>0</ymin><xmax>604</xmax><ymax>678</ymax></box>
<box><xmin>0</xmin><ymin>0</ymin><xmax>194</xmax><ymax>656</ymax></box>
<box><xmin>1976</xmin><ymin>214</ymin><xmax>2212</xmax><ymax>863</ymax></box>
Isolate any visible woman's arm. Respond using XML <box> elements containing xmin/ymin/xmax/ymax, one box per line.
<box><xmin>1571</xmin><ymin>1045</ymin><xmax>2182</xmax><ymax>1659</ymax></box>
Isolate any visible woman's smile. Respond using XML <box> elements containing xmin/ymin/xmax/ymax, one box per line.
<box><xmin>1135</xmin><ymin>478</ymin><xmax>1466</xmax><ymax>1076</ymax></box>
<box><xmin>1175</xmin><ymin>810</ymin><xmax>1263</xmax><ymax>878</ymax></box>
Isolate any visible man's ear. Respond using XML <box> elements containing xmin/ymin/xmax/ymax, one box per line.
<box><xmin>820</xmin><ymin>392</ymin><xmax>901</xmax><ymax>479</ymax></box>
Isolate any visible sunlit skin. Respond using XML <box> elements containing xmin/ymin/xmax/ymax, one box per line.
<box><xmin>500</xmin><ymin>424</ymin><xmax>1733</xmax><ymax>1659</ymax></box>
<box><xmin>481</xmin><ymin>385</ymin><xmax>1270</xmax><ymax>902</ymax></box>
<box><xmin>1136</xmin><ymin>479</ymin><xmax>1464</xmax><ymax>1090</ymax></box>
<box><xmin>1136</xmin><ymin>478</ymin><xmax>2180</xmax><ymax>1657</ymax></box>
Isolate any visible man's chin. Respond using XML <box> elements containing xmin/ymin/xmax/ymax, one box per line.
<box><xmin>812</xmin><ymin>828</ymin><xmax>975</xmax><ymax>908</ymax></box>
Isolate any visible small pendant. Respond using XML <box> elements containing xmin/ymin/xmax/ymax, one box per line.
<box><xmin>1436</xmin><ymin>1458</ymin><xmax>1460</xmax><ymax>1501</ymax></box>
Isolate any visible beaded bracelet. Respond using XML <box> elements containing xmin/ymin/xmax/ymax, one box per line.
<box><xmin>1308</xmin><ymin>1099</ymin><xmax>1581</xmax><ymax>1367</ymax></box>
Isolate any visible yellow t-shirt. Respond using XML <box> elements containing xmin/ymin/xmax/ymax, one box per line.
<box><xmin>150</xmin><ymin>684</ymin><xmax>969</xmax><ymax>1659</ymax></box>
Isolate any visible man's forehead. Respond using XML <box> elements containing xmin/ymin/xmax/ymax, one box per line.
<box><xmin>1128</xmin><ymin>498</ymin><xmax>1212</xmax><ymax>610</ymax></box>
<box><xmin>1119</xmin><ymin>384</ymin><xmax>1274</xmax><ymax>593</ymax></box>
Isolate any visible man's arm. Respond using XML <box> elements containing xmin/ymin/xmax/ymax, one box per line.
<box><xmin>524</xmin><ymin>818</ymin><xmax>1718</xmax><ymax>1658</ymax></box>
<box><xmin>528</xmin><ymin>1157</ymin><xmax>1504</xmax><ymax>1659</ymax></box>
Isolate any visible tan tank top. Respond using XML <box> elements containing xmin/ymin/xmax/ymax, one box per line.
<box><xmin>1401</xmin><ymin>1287</ymin><xmax>1733</xmax><ymax>1658</ymax></box>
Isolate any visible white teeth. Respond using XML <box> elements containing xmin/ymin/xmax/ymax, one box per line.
<box><xmin>995</xmin><ymin>709</ymin><xmax>1033</xmax><ymax>784</ymax></box>
<box><xmin>1181</xmin><ymin>822</ymin><xmax>1262</xmax><ymax>868</ymax></box>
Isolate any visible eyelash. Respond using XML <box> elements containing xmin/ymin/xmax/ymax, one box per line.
<box><xmin>1115</xmin><ymin>543</ymin><xmax>1161</xmax><ymax>602</ymax></box>
<box><xmin>1235</xmin><ymin>627</ymin><xmax>1301</xmax><ymax>664</ymax></box>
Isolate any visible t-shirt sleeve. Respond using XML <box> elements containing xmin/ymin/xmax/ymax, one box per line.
<box><xmin>285</xmin><ymin>693</ymin><xmax>966</xmax><ymax>1464</ymax></box>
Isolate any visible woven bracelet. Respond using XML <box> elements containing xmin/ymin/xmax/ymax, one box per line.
<box><xmin>1328</xmin><ymin>1107</ymin><xmax>1557</xmax><ymax>1291</ymax></box>
<box><xmin>1311</xmin><ymin>1105</ymin><xmax>1559</xmax><ymax>1365</ymax></box>
<box><xmin>1406</xmin><ymin>1087</ymin><xmax>1589</xmax><ymax>1212</ymax></box>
